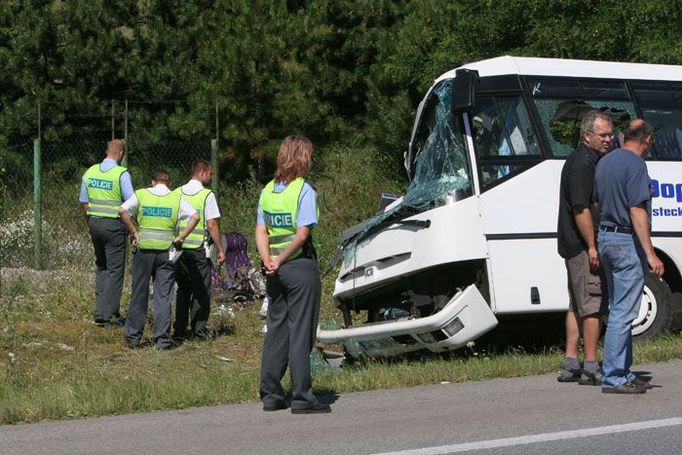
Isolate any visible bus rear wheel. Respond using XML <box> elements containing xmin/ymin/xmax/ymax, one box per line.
<box><xmin>631</xmin><ymin>273</ymin><xmax>674</xmax><ymax>341</ymax></box>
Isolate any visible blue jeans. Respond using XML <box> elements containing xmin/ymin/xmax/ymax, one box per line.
<box><xmin>598</xmin><ymin>231</ymin><xmax>647</xmax><ymax>389</ymax></box>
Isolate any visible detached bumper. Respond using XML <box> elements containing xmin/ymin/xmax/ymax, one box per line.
<box><xmin>317</xmin><ymin>285</ymin><xmax>498</xmax><ymax>358</ymax></box>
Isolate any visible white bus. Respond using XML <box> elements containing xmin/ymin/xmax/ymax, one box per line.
<box><xmin>318</xmin><ymin>56</ymin><xmax>682</xmax><ymax>359</ymax></box>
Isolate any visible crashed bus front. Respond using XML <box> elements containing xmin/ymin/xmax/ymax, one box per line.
<box><xmin>318</xmin><ymin>71</ymin><xmax>498</xmax><ymax>359</ymax></box>
<box><xmin>319</xmin><ymin>56</ymin><xmax>682</xmax><ymax>358</ymax></box>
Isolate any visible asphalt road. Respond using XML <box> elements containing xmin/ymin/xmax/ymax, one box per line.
<box><xmin>3</xmin><ymin>360</ymin><xmax>682</xmax><ymax>454</ymax></box>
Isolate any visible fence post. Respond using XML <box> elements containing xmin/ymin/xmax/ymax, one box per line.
<box><xmin>211</xmin><ymin>100</ymin><xmax>219</xmax><ymax>193</ymax></box>
<box><xmin>111</xmin><ymin>99</ymin><xmax>115</xmax><ymax>140</ymax></box>
<box><xmin>33</xmin><ymin>137</ymin><xmax>42</xmax><ymax>270</ymax></box>
<box><xmin>211</xmin><ymin>138</ymin><xmax>219</xmax><ymax>194</ymax></box>
<box><xmin>122</xmin><ymin>99</ymin><xmax>129</xmax><ymax>168</ymax></box>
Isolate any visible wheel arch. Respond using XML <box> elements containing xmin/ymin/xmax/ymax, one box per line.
<box><xmin>654</xmin><ymin>247</ymin><xmax>682</xmax><ymax>330</ymax></box>
<box><xmin>654</xmin><ymin>247</ymin><xmax>682</xmax><ymax>293</ymax></box>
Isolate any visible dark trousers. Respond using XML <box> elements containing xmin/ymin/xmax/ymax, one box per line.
<box><xmin>88</xmin><ymin>217</ymin><xmax>127</xmax><ymax>321</ymax></box>
<box><xmin>174</xmin><ymin>248</ymin><xmax>212</xmax><ymax>336</ymax></box>
<box><xmin>124</xmin><ymin>249</ymin><xmax>175</xmax><ymax>348</ymax></box>
<box><xmin>260</xmin><ymin>257</ymin><xmax>321</xmax><ymax>410</ymax></box>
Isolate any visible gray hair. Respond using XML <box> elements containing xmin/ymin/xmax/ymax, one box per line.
<box><xmin>580</xmin><ymin>110</ymin><xmax>613</xmax><ymax>136</ymax></box>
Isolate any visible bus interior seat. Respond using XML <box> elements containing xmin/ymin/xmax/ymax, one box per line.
<box><xmin>652</xmin><ymin>128</ymin><xmax>682</xmax><ymax>159</ymax></box>
<box><xmin>608</xmin><ymin>133</ymin><xmax>622</xmax><ymax>152</ymax></box>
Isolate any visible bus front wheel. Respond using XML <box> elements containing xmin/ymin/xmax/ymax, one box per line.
<box><xmin>631</xmin><ymin>273</ymin><xmax>675</xmax><ymax>341</ymax></box>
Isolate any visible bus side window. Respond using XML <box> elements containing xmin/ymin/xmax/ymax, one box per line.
<box><xmin>472</xmin><ymin>95</ymin><xmax>540</xmax><ymax>188</ymax></box>
<box><xmin>529</xmin><ymin>79</ymin><xmax>636</xmax><ymax>157</ymax></box>
<box><xmin>633</xmin><ymin>83</ymin><xmax>682</xmax><ymax>160</ymax></box>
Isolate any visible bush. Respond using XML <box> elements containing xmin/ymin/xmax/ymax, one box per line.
<box><xmin>0</xmin><ymin>207</ymin><xmax>92</xmax><ymax>269</ymax></box>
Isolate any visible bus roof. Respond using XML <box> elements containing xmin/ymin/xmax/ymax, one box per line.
<box><xmin>434</xmin><ymin>55</ymin><xmax>682</xmax><ymax>83</ymax></box>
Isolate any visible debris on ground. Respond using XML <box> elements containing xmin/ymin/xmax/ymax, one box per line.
<box><xmin>57</xmin><ymin>343</ymin><xmax>75</xmax><ymax>352</ymax></box>
<box><xmin>21</xmin><ymin>340</ymin><xmax>75</xmax><ymax>352</ymax></box>
<box><xmin>310</xmin><ymin>347</ymin><xmax>345</xmax><ymax>372</ymax></box>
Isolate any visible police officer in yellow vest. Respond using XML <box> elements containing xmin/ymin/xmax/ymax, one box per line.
<box><xmin>173</xmin><ymin>160</ymin><xmax>225</xmax><ymax>340</ymax></box>
<box><xmin>119</xmin><ymin>170</ymin><xmax>200</xmax><ymax>350</ymax></box>
<box><xmin>256</xmin><ymin>136</ymin><xmax>330</xmax><ymax>414</ymax></box>
<box><xmin>79</xmin><ymin>139</ymin><xmax>134</xmax><ymax>327</ymax></box>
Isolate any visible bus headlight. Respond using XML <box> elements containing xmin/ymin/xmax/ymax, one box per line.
<box><xmin>442</xmin><ymin>317</ymin><xmax>464</xmax><ymax>337</ymax></box>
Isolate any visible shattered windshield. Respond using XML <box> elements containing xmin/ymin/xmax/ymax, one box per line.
<box><xmin>406</xmin><ymin>79</ymin><xmax>472</xmax><ymax>205</ymax></box>
<box><xmin>337</xmin><ymin>79</ymin><xmax>471</xmax><ymax>266</ymax></box>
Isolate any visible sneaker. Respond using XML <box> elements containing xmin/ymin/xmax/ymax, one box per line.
<box><xmin>155</xmin><ymin>342</ymin><xmax>176</xmax><ymax>351</ymax></box>
<box><xmin>193</xmin><ymin>329</ymin><xmax>216</xmax><ymax>341</ymax></box>
<box><xmin>263</xmin><ymin>401</ymin><xmax>288</xmax><ymax>412</ymax></box>
<box><xmin>291</xmin><ymin>403</ymin><xmax>331</xmax><ymax>414</ymax></box>
<box><xmin>602</xmin><ymin>382</ymin><xmax>646</xmax><ymax>394</ymax></box>
<box><xmin>629</xmin><ymin>377</ymin><xmax>654</xmax><ymax>390</ymax></box>
<box><xmin>578</xmin><ymin>368</ymin><xmax>602</xmax><ymax>386</ymax></box>
<box><xmin>557</xmin><ymin>367</ymin><xmax>582</xmax><ymax>382</ymax></box>
<box><xmin>107</xmin><ymin>317</ymin><xmax>126</xmax><ymax>328</ymax></box>
<box><xmin>96</xmin><ymin>316</ymin><xmax>126</xmax><ymax>328</ymax></box>
<box><xmin>172</xmin><ymin>330</ymin><xmax>191</xmax><ymax>342</ymax></box>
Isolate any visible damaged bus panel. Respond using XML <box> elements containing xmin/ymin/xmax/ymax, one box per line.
<box><xmin>318</xmin><ymin>56</ymin><xmax>682</xmax><ymax>359</ymax></box>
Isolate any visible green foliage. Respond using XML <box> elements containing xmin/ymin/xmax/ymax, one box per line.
<box><xmin>1</xmin><ymin>148</ymin><xmax>32</xmax><ymax>187</ymax></box>
<box><xmin>3</xmin><ymin>1</ymin><xmax>682</xmax><ymax>176</ymax></box>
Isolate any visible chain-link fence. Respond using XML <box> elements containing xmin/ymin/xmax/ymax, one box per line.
<box><xmin>1</xmin><ymin>100</ymin><xmax>218</xmax><ymax>270</ymax></box>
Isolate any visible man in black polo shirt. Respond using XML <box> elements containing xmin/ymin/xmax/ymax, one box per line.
<box><xmin>557</xmin><ymin>110</ymin><xmax>612</xmax><ymax>385</ymax></box>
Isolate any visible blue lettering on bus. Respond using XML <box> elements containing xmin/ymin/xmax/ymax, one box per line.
<box><xmin>650</xmin><ymin>180</ymin><xmax>682</xmax><ymax>218</ymax></box>
<box><xmin>651</xmin><ymin>179</ymin><xmax>682</xmax><ymax>203</ymax></box>
<box><xmin>142</xmin><ymin>206</ymin><xmax>173</xmax><ymax>217</ymax></box>
<box><xmin>653</xmin><ymin>207</ymin><xmax>682</xmax><ymax>217</ymax></box>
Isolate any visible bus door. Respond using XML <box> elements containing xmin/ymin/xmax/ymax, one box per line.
<box><xmin>471</xmin><ymin>92</ymin><xmax>562</xmax><ymax>313</ymax></box>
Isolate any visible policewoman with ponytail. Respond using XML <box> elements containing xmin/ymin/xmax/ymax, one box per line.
<box><xmin>256</xmin><ymin>136</ymin><xmax>330</xmax><ymax>414</ymax></box>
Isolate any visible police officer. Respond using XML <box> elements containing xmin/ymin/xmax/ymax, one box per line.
<box><xmin>173</xmin><ymin>160</ymin><xmax>225</xmax><ymax>340</ymax></box>
<box><xmin>256</xmin><ymin>136</ymin><xmax>330</xmax><ymax>414</ymax></box>
<box><xmin>119</xmin><ymin>170</ymin><xmax>199</xmax><ymax>350</ymax></box>
<box><xmin>79</xmin><ymin>139</ymin><xmax>134</xmax><ymax>327</ymax></box>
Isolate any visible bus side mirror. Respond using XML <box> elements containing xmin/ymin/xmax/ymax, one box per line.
<box><xmin>452</xmin><ymin>68</ymin><xmax>479</xmax><ymax>112</ymax></box>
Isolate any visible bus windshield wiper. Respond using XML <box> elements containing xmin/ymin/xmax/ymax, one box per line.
<box><xmin>396</xmin><ymin>219</ymin><xmax>431</xmax><ymax>228</ymax></box>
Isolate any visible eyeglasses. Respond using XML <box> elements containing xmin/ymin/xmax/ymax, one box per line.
<box><xmin>588</xmin><ymin>130</ymin><xmax>613</xmax><ymax>139</ymax></box>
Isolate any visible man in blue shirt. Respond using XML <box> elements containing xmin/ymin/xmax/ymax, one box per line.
<box><xmin>595</xmin><ymin>119</ymin><xmax>664</xmax><ymax>394</ymax></box>
<box><xmin>79</xmin><ymin>139</ymin><xmax>134</xmax><ymax>327</ymax></box>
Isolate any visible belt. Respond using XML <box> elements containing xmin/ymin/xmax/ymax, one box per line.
<box><xmin>599</xmin><ymin>225</ymin><xmax>633</xmax><ymax>234</ymax></box>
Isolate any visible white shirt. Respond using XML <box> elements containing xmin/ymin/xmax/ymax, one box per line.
<box><xmin>120</xmin><ymin>184</ymin><xmax>196</xmax><ymax>220</ymax></box>
<box><xmin>180</xmin><ymin>179</ymin><xmax>221</xmax><ymax>220</ymax></box>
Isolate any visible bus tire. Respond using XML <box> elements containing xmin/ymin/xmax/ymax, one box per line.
<box><xmin>672</xmin><ymin>292</ymin><xmax>682</xmax><ymax>331</ymax></box>
<box><xmin>632</xmin><ymin>273</ymin><xmax>674</xmax><ymax>341</ymax></box>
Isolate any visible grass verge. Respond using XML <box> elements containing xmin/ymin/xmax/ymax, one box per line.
<box><xmin>2</xmin><ymin>268</ymin><xmax>681</xmax><ymax>424</ymax></box>
<box><xmin>2</xmin><ymin>144</ymin><xmax>681</xmax><ymax>424</ymax></box>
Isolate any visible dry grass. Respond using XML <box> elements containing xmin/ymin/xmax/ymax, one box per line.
<box><xmin>2</xmin><ymin>267</ymin><xmax>681</xmax><ymax>424</ymax></box>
